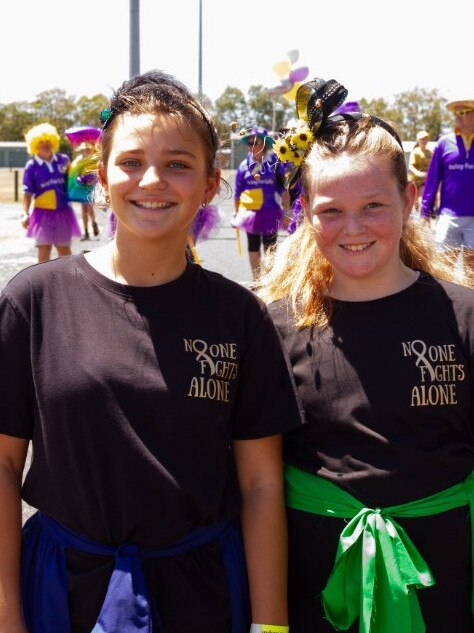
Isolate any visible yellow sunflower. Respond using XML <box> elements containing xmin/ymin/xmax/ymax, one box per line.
<box><xmin>290</xmin><ymin>127</ymin><xmax>314</xmax><ymax>150</ymax></box>
<box><xmin>273</xmin><ymin>137</ymin><xmax>294</xmax><ymax>163</ymax></box>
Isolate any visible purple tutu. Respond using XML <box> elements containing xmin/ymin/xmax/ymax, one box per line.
<box><xmin>27</xmin><ymin>206</ymin><xmax>82</xmax><ymax>246</ymax></box>
<box><xmin>231</xmin><ymin>207</ymin><xmax>282</xmax><ymax>235</ymax></box>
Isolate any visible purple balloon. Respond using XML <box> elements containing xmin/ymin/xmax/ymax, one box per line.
<box><xmin>289</xmin><ymin>67</ymin><xmax>309</xmax><ymax>83</ymax></box>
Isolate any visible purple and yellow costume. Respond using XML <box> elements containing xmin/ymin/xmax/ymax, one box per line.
<box><xmin>23</xmin><ymin>154</ymin><xmax>81</xmax><ymax>246</ymax></box>
<box><xmin>232</xmin><ymin>153</ymin><xmax>284</xmax><ymax>235</ymax></box>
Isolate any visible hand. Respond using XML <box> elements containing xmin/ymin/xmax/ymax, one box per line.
<box><xmin>20</xmin><ymin>213</ymin><xmax>29</xmax><ymax>229</ymax></box>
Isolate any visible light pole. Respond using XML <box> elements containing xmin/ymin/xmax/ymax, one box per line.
<box><xmin>130</xmin><ymin>0</ymin><xmax>140</xmax><ymax>78</ymax></box>
<box><xmin>198</xmin><ymin>0</ymin><xmax>203</xmax><ymax>96</ymax></box>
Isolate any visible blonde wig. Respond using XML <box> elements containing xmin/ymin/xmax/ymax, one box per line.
<box><xmin>25</xmin><ymin>123</ymin><xmax>60</xmax><ymax>156</ymax></box>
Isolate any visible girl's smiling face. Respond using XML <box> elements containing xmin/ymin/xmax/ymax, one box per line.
<box><xmin>100</xmin><ymin>112</ymin><xmax>219</xmax><ymax>245</ymax></box>
<box><xmin>303</xmin><ymin>152</ymin><xmax>415</xmax><ymax>298</ymax></box>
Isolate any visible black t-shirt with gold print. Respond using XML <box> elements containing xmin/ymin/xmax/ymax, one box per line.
<box><xmin>0</xmin><ymin>254</ymin><xmax>303</xmax><ymax>546</ymax></box>
<box><xmin>270</xmin><ymin>273</ymin><xmax>474</xmax><ymax>507</ymax></box>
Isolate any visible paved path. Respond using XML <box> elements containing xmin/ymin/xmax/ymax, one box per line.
<box><xmin>0</xmin><ymin>194</ymin><xmax>256</xmax><ymax>291</ymax></box>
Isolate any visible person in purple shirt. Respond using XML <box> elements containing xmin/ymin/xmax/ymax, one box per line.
<box><xmin>21</xmin><ymin>123</ymin><xmax>81</xmax><ymax>263</ymax></box>
<box><xmin>421</xmin><ymin>97</ymin><xmax>474</xmax><ymax>271</ymax></box>
<box><xmin>232</xmin><ymin>127</ymin><xmax>287</xmax><ymax>279</ymax></box>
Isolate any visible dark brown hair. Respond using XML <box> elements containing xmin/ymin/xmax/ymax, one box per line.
<box><xmin>99</xmin><ymin>70</ymin><xmax>219</xmax><ymax>175</ymax></box>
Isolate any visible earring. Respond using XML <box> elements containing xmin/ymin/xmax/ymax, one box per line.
<box><xmin>201</xmin><ymin>200</ymin><xmax>209</xmax><ymax>207</ymax></box>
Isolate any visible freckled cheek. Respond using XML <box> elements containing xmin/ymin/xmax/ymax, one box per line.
<box><xmin>372</xmin><ymin>218</ymin><xmax>403</xmax><ymax>241</ymax></box>
<box><xmin>312</xmin><ymin>219</ymin><xmax>341</xmax><ymax>249</ymax></box>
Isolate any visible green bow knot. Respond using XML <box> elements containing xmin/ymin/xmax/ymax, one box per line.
<box><xmin>285</xmin><ymin>465</ymin><xmax>474</xmax><ymax>633</ymax></box>
<box><xmin>322</xmin><ymin>507</ymin><xmax>434</xmax><ymax>633</ymax></box>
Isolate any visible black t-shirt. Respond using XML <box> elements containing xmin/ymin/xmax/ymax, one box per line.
<box><xmin>270</xmin><ymin>273</ymin><xmax>474</xmax><ymax>507</ymax></box>
<box><xmin>0</xmin><ymin>254</ymin><xmax>303</xmax><ymax>547</ymax></box>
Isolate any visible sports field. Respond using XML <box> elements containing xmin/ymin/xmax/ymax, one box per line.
<box><xmin>0</xmin><ymin>168</ymin><xmax>23</xmax><ymax>204</ymax></box>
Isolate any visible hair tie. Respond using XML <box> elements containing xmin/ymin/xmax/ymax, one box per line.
<box><xmin>100</xmin><ymin>108</ymin><xmax>114</xmax><ymax>129</ymax></box>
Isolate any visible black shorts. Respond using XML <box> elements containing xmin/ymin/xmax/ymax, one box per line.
<box><xmin>246</xmin><ymin>231</ymin><xmax>277</xmax><ymax>253</ymax></box>
<box><xmin>287</xmin><ymin>506</ymin><xmax>473</xmax><ymax>632</ymax></box>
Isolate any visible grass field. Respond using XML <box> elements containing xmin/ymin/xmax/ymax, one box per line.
<box><xmin>0</xmin><ymin>168</ymin><xmax>23</xmax><ymax>204</ymax></box>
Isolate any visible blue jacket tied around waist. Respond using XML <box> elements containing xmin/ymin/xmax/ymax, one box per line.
<box><xmin>21</xmin><ymin>512</ymin><xmax>250</xmax><ymax>633</ymax></box>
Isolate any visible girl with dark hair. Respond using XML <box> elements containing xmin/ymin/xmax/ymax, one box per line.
<box><xmin>0</xmin><ymin>70</ymin><xmax>302</xmax><ymax>633</ymax></box>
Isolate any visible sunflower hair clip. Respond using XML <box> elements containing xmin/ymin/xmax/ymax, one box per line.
<box><xmin>273</xmin><ymin>78</ymin><xmax>348</xmax><ymax>202</ymax></box>
<box><xmin>273</xmin><ymin>121</ymin><xmax>314</xmax><ymax>167</ymax></box>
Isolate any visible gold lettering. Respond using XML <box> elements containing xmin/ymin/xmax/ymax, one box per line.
<box><xmin>411</xmin><ymin>384</ymin><xmax>457</xmax><ymax>407</ymax></box>
<box><xmin>402</xmin><ymin>342</ymin><xmax>412</xmax><ymax>356</ymax></box>
<box><xmin>187</xmin><ymin>377</ymin><xmax>230</xmax><ymax>402</ymax></box>
<box><xmin>427</xmin><ymin>344</ymin><xmax>457</xmax><ymax>362</ymax></box>
<box><xmin>206</xmin><ymin>378</ymin><xmax>217</xmax><ymax>399</ymax></box>
<box><xmin>446</xmin><ymin>345</ymin><xmax>456</xmax><ymax>361</ymax></box>
<box><xmin>214</xmin><ymin>361</ymin><xmax>239</xmax><ymax>380</ymax></box>
<box><xmin>188</xmin><ymin>376</ymin><xmax>200</xmax><ymax>397</ymax></box>
<box><xmin>449</xmin><ymin>383</ymin><xmax>457</xmax><ymax>405</ymax></box>
<box><xmin>411</xmin><ymin>386</ymin><xmax>423</xmax><ymax>406</ymax></box>
<box><xmin>428</xmin><ymin>384</ymin><xmax>441</xmax><ymax>405</ymax></box>
<box><xmin>215</xmin><ymin>380</ymin><xmax>230</xmax><ymax>402</ymax></box>
<box><xmin>209</xmin><ymin>344</ymin><xmax>220</xmax><ymax>358</ymax></box>
<box><xmin>184</xmin><ymin>339</ymin><xmax>194</xmax><ymax>352</ymax></box>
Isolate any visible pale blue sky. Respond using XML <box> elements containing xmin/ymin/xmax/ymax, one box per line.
<box><xmin>1</xmin><ymin>0</ymin><xmax>470</xmax><ymax>106</ymax></box>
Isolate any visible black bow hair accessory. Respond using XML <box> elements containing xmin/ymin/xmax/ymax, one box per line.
<box><xmin>295</xmin><ymin>78</ymin><xmax>348</xmax><ymax>132</ymax></box>
<box><xmin>275</xmin><ymin>77</ymin><xmax>404</xmax><ymax>204</ymax></box>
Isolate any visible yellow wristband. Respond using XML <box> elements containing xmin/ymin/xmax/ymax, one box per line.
<box><xmin>250</xmin><ymin>625</ymin><xmax>289</xmax><ymax>633</ymax></box>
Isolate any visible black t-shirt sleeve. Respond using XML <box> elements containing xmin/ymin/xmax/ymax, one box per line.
<box><xmin>0</xmin><ymin>288</ymin><xmax>34</xmax><ymax>439</ymax></box>
<box><xmin>231</xmin><ymin>298</ymin><xmax>305</xmax><ymax>440</ymax></box>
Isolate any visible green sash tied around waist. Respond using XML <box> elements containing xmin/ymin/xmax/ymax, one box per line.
<box><xmin>285</xmin><ymin>465</ymin><xmax>474</xmax><ymax>633</ymax></box>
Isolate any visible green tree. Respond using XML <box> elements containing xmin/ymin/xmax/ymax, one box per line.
<box><xmin>247</xmin><ymin>84</ymin><xmax>294</xmax><ymax>133</ymax></box>
<box><xmin>214</xmin><ymin>86</ymin><xmax>249</xmax><ymax>139</ymax></box>
<box><xmin>0</xmin><ymin>85</ymin><xmax>456</xmax><ymax>150</ymax></box>
<box><xmin>361</xmin><ymin>88</ymin><xmax>450</xmax><ymax>141</ymax></box>
<box><xmin>359</xmin><ymin>97</ymin><xmax>402</xmax><ymax>130</ymax></box>
<box><xmin>74</xmin><ymin>94</ymin><xmax>108</xmax><ymax>128</ymax></box>
<box><xmin>247</xmin><ymin>84</ymin><xmax>274</xmax><ymax>130</ymax></box>
<box><xmin>30</xmin><ymin>88</ymin><xmax>78</xmax><ymax>135</ymax></box>
<box><xmin>0</xmin><ymin>102</ymin><xmax>36</xmax><ymax>140</ymax></box>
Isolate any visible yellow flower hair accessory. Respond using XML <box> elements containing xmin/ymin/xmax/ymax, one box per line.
<box><xmin>273</xmin><ymin>137</ymin><xmax>297</xmax><ymax>163</ymax></box>
<box><xmin>274</xmin><ymin>121</ymin><xmax>313</xmax><ymax>165</ymax></box>
<box><xmin>25</xmin><ymin>123</ymin><xmax>60</xmax><ymax>156</ymax></box>
<box><xmin>290</xmin><ymin>126</ymin><xmax>314</xmax><ymax>150</ymax></box>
